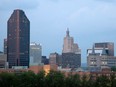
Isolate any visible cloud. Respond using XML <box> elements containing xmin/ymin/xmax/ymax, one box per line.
<box><xmin>44</xmin><ymin>0</ymin><xmax>63</xmax><ymax>1</ymax></box>
<box><xmin>0</xmin><ymin>0</ymin><xmax>39</xmax><ymax>10</ymax></box>
<box><xmin>68</xmin><ymin>2</ymin><xmax>116</xmax><ymax>33</ymax></box>
<box><xmin>95</xmin><ymin>0</ymin><xmax>116</xmax><ymax>3</ymax></box>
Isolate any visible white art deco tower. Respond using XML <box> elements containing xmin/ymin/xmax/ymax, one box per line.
<box><xmin>62</xmin><ymin>28</ymin><xmax>81</xmax><ymax>68</ymax></box>
<box><xmin>62</xmin><ymin>28</ymin><xmax>81</xmax><ymax>54</ymax></box>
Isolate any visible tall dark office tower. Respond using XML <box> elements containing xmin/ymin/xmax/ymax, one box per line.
<box><xmin>7</xmin><ymin>9</ymin><xmax>30</xmax><ymax>68</ymax></box>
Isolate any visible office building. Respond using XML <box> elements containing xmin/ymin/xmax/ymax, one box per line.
<box><xmin>62</xmin><ymin>53</ymin><xmax>81</xmax><ymax>68</ymax></box>
<box><xmin>0</xmin><ymin>52</ymin><xmax>7</xmax><ymax>68</ymax></box>
<box><xmin>87</xmin><ymin>43</ymin><xmax>116</xmax><ymax>69</ymax></box>
<box><xmin>4</xmin><ymin>39</ymin><xmax>7</xmax><ymax>54</ymax></box>
<box><xmin>41</xmin><ymin>56</ymin><xmax>49</xmax><ymax>65</ymax></box>
<box><xmin>62</xmin><ymin>28</ymin><xmax>81</xmax><ymax>54</ymax></box>
<box><xmin>62</xmin><ymin>29</ymin><xmax>81</xmax><ymax>68</ymax></box>
<box><xmin>0</xmin><ymin>51</ymin><xmax>3</xmax><ymax>54</ymax></box>
<box><xmin>94</xmin><ymin>42</ymin><xmax>114</xmax><ymax>56</ymax></box>
<box><xmin>30</xmin><ymin>42</ymin><xmax>42</xmax><ymax>66</ymax></box>
<box><xmin>87</xmin><ymin>42</ymin><xmax>114</xmax><ymax>56</ymax></box>
<box><xmin>49</xmin><ymin>52</ymin><xmax>62</xmax><ymax>66</ymax></box>
<box><xmin>7</xmin><ymin>9</ymin><xmax>30</xmax><ymax>68</ymax></box>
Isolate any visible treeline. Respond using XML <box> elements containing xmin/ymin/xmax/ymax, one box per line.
<box><xmin>0</xmin><ymin>70</ymin><xmax>116</xmax><ymax>87</ymax></box>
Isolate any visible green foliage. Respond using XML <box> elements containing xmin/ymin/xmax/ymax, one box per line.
<box><xmin>95</xmin><ymin>75</ymin><xmax>111</xmax><ymax>87</ymax></box>
<box><xmin>45</xmin><ymin>70</ymin><xmax>65</xmax><ymax>87</ymax></box>
<box><xmin>111</xmin><ymin>66</ymin><xmax>116</xmax><ymax>72</ymax></box>
<box><xmin>36</xmin><ymin>70</ymin><xmax>46</xmax><ymax>87</ymax></box>
<box><xmin>15</xmin><ymin>71</ymin><xmax>36</xmax><ymax>87</ymax></box>
<box><xmin>0</xmin><ymin>71</ymin><xmax>116</xmax><ymax>87</ymax></box>
<box><xmin>65</xmin><ymin>74</ymin><xmax>81</xmax><ymax>87</ymax></box>
<box><xmin>0</xmin><ymin>72</ymin><xmax>15</xmax><ymax>87</ymax></box>
<box><xmin>110</xmin><ymin>73</ymin><xmax>116</xmax><ymax>87</ymax></box>
<box><xmin>86</xmin><ymin>75</ymin><xmax>95</xmax><ymax>87</ymax></box>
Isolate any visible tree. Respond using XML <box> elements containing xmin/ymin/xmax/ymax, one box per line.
<box><xmin>0</xmin><ymin>72</ymin><xmax>15</xmax><ymax>87</ymax></box>
<box><xmin>110</xmin><ymin>73</ymin><xmax>116</xmax><ymax>87</ymax></box>
<box><xmin>111</xmin><ymin>67</ymin><xmax>116</xmax><ymax>72</ymax></box>
<box><xmin>45</xmin><ymin>70</ymin><xmax>65</xmax><ymax>87</ymax></box>
<box><xmin>80</xmin><ymin>74</ymin><xmax>88</xmax><ymax>87</ymax></box>
<box><xmin>85</xmin><ymin>74</ymin><xmax>95</xmax><ymax>87</ymax></box>
<box><xmin>15</xmin><ymin>71</ymin><xmax>36</xmax><ymax>87</ymax></box>
<box><xmin>65</xmin><ymin>74</ymin><xmax>81</xmax><ymax>87</ymax></box>
<box><xmin>95</xmin><ymin>75</ymin><xmax>111</xmax><ymax>87</ymax></box>
<box><xmin>36</xmin><ymin>70</ymin><xmax>46</xmax><ymax>87</ymax></box>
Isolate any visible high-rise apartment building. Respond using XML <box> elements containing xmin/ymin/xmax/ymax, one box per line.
<box><xmin>7</xmin><ymin>9</ymin><xmax>30</xmax><ymax>68</ymax></box>
<box><xmin>30</xmin><ymin>42</ymin><xmax>42</xmax><ymax>66</ymax></box>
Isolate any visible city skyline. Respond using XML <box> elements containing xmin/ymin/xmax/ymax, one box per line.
<box><xmin>0</xmin><ymin>0</ymin><xmax>116</xmax><ymax>63</ymax></box>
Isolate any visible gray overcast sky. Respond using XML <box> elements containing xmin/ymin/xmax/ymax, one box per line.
<box><xmin>0</xmin><ymin>0</ymin><xmax>116</xmax><ymax>63</ymax></box>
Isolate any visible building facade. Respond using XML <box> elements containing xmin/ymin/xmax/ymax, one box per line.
<box><xmin>30</xmin><ymin>42</ymin><xmax>42</xmax><ymax>66</ymax></box>
<box><xmin>87</xmin><ymin>43</ymin><xmax>116</xmax><ymax>69</ymax></box>
<box><xmin>62</xmin><ymin>53</ymin><xmax>81</xmax><ymax>68</ymax></box>
<box><xmin>62</xmin><ymin>29</ymin><xmax>81</xmax><ymax>68</ymax></box>
<box><xmin>62</xmin><ymin>28</ymin><xmax>81</xmax><ymax>54</ymax></box>
<box><xmin>4</xmin><ymin>39</ymin><xmax>7</xmax><ymax>54</ymax></box>
<box><xmin>49</xmin><ymin>52</ymin><xmax>62</xmax><ymax>66</ymax></box>
<box><xmin>7</xmin><ymin>9</ymin><xmax>30</xmax><ymax>68</ymax></box>
<box><xmin>41</xmin><ymin>56</ymin><xmax>49</xmax><ymax>65</ymax></box>
<box><xmin>94</xmin><ymin>42</ymin><xmax>114</xmax><ymax>56</ymax></box>
<box><xmin>0</xmin><ymin>52</ymin><xmax>7</xmax><ymax>68</ymax></box>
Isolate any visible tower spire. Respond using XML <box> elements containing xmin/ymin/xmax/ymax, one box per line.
<box><xmin>66</xmin><ymin>28</ymin><xmax>70</xmax><ymax>37</ymax></box>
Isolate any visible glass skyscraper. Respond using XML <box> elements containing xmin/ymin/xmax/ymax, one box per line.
<box><xmin>7</xmin><ymin>9</ymin><xmax>30</xmax><ymax>68</ymax></box>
